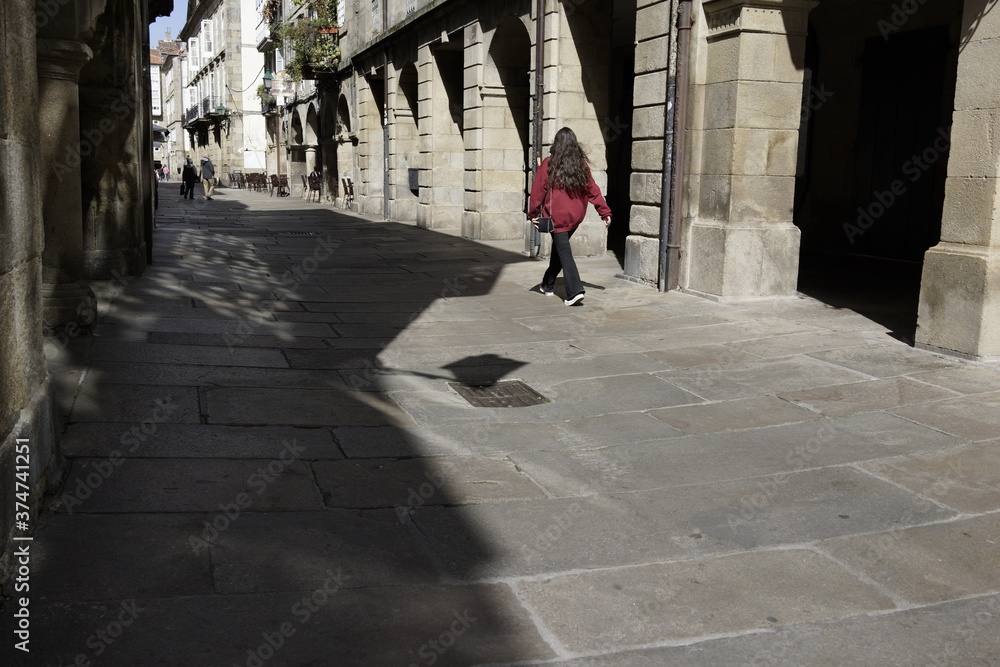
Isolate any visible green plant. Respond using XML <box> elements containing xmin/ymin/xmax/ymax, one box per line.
<box><xmin>256</xmin><ymin>84</ymin><xmax>269</xmax><ymax>96</ymax></box>
<box><xmin>276</xmin><ymin>7</ymin><xmax>341</xmax><ymax>81</ymax></box>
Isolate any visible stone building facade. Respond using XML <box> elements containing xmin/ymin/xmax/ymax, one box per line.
<box><xmin>1</xmin><ymin>0</ymin><xmax>168</xmax><ymax>587</ymax></box>
<box><xmin>180</xmin><ymin>0</ymin><xmax>268</xmax><ymax>175</ymax></box>
<box><xmin>328</xmin><ymin>0</ymin><xmax>999</xmax><ymax>361</ymax></box>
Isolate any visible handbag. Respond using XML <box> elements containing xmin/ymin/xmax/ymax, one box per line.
<box><xmin>536</xmin><ymin>186</ymin><xmax>554</xmax><ymax>233</ymax></box>
<box><xmin>180</xmin><ymin>183</ymin><xmax>186</xmax><ymax>195</ymax></box>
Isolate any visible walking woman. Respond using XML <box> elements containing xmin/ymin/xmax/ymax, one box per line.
<box><xmin>528</xmin><ymin>127</ymin><xmax>612</xmax><ymax>306</ymax></box>
<box><xmin>181</xmin><ymin>157</ymin><xmax>199</xmax><ymax>200</ymax></box>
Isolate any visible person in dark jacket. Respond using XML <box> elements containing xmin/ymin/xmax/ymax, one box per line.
<box><xmin>200</xmin><ymin>155</ymin><xmax>216</xmax><ymax>200</ymax></box>
<box><xmin>181</xmin><ymin>157</ymin><xmax>199</xmax><ymax>199</ymax></box>
<box><xmin>527</xmin><ymin>127</ymin><xmax>612</xmax><ymax>306</ymax></box>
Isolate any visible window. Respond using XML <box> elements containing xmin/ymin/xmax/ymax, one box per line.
<box><xmin>188</xmin><ymin>38</ymin><xmax>200</xmax><ymax>70</ymax></box>
<box><xmin>202</xmin><ymin>20</ymin><xmax>213</xmax><ymax>56</ymax></box>
<box><xmin>406</xmin><ymin>0</ymin><xmax>415</xmax><ymax>15</ymax></box>
<box><xmin>337</xmin><ymin>0</ymin><xmax>345</xmax><ymax>25</ymax></box>
<box><xmin>372</xmin><ymin>0</ymin><xmax>380</xmax><ymax>32</ymax></box>
<box><xmin>276</xmin><ymin>46</ymin><xmax>285</xmax><ymax>73</ymax></box>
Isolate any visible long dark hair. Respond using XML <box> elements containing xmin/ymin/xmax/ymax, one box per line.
<box><xmin>547</xmin><ymin>127</ymin><xmax>590</xmax><ymax>193</ymax></box>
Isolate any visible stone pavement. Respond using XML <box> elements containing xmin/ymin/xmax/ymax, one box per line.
<box><xmin>3</xmin><ymin>187</ymin><xmax>1000</xmax><ymax>666</ymax></box>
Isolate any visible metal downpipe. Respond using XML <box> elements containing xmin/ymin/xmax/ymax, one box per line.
<box><xmin>530</xmin><ymin>0</ymin><xmax>546</xmax><ymax>258</ymax></box>
<box><xmin>658</xmin><ymin>0</ymin><xmax>693</xmax><ymax>292</ymax></box>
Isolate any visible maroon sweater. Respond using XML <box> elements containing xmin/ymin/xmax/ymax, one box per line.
<box><xmin>527</xmin><ymin>157</ymin><xmax>612</xmax><ymax>233</ymax></box>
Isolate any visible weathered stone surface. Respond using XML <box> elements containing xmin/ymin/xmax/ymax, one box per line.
<box><xmin>818</xmin><ymin>514</ymin><xmax>1000</xmax><ymax>605</ymax></box>
<box><xmin>809</xmin><ymin>344</ymin><xmax>958</xmax><ymax>378</ymax></box>
<box><xmin>26</xmin><ymin>514</ymin><xmax>212</xmax><ymax>602</ymax></box>
<box><xmin>890</xmin><ymin>392</ymin><xmax>1000</xmax><ymax>441</ymax></box>
<box><xmin>59</xmin><ymin>423</ymin><xmax>340</xmax><ymax>459</ymax></box>
<box><xmin>89</xmin><ymin>341</ymin><xmax>289</xmax><ymax>368</ymax></box>
<box><xmin>69</xmin><ymin>383</ymin><xmax>201</xmax><ymax>424</ymax></box>
<box><xmin>204</xmin><ymin>387</ymin><xmax>415</xmax><ymax>427</ymax></box>
<box><xmin>313</xmin><ymin>456</ymin><xmax>545</xmax><ymax>508</ymax></box>
<box><xmin>411</xmin><ymin>467</ymin><xmax>954</xmax><ymax>578</ymax></box>
<box><xmin>208</xmin><ymin>510</ymin><xmax>440</xmax><ymax>593</ymax></box>
<box><xmin>55</xmin><ymin>459</ymin><xmax>320</xmax><ymax>513</ymax></box>
<box><xmin>518</xmin><ymin>550</ymin><xmax>894</xmax><ymax>650</ymax></box>
<box><xmin>778</xmin><ymin>377</ymin><xmax>955</xmax><ymax>417</ymax></box>
<box><xmin>509</xmin><ymin>412</ymin><xmax>963</xmax><ymax>497</ymax></box>
<box><xmin>859</xmin><ymin>441</ymin><xmax>1000</xmax><ymax>513</ymax></box>
<box><xmin>648</xmin><ymin>395</ymin><xmax>820</xmax><ymax>434</ymax></box>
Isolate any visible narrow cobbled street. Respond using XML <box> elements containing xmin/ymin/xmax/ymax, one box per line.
<box><xmin>5</xmin><ymin>187</ymin><xmax>1000</xmax><ymax>665</ymax></box>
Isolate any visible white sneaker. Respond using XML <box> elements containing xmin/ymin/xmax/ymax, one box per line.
<box><xmin>564</xmin><ymin>292</ymin><xmax>585</xmax><ymax>306</ymax></box>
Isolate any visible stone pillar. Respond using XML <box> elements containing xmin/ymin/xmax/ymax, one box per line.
<box><xmin>36</xmin><ymin>38</ymin><xmax>97</xmax><ymax>326</ymax></box>
<box><xmin>915</xmin><ymin>0</ymin><xmax>1000</xmax><ymax>359</ymax></box>
<box><xmin>686</xmin><ymin>0</ymin><xmax>816</xmax><ymax>299</ymax></box>
<box><xmin>304</xmin><ymin>145</ymin><xmax>319</xmax><ymax>197</ymax></box>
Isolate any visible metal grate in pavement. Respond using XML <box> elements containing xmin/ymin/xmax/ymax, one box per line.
<box><xmin>449</xmin><ymin>380</ymin><xmax>549</xmax><ymax>408</ymax></box>
<box><xmin>275</xmin><ymin>231</ymin><xmax>317</xmax><ymax>236</ymax></box>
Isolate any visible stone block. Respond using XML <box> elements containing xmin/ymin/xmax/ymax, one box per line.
<box><xmin>703</xmin><ymin>81</ymin><xmax>738</xmax><ymax>130</ymax></box>
<box><xmin>916</xmin><ymin>243</ymin><xmax>1000</xmax><ymax>358</ymax></box>
<box><xmin>648</xmin><ymin>395</ymin><xmax>820</xmax><ymax>434</ymax></box>
<box><xmin>629</xmin><ymin>172</ymin><xmax>663</xmax><ymax>205</ymax></box>
<box><xmin>625</xmin><ymin>204</ymin><xmax>658</xmax><ymax>236</ymax></box>
<box><xmin>631</xmin><ymin>105</ymin><xmax>665</xmax><ymax>139</ymax></box>
<box><xmin>729</xmin><ymin>174</ymin><xmax>796</xmax><ymax>222</ymax></box>
<box><xmin>634</xmin><ymin>35</ymin><xmax>670</xmax><ymax>74</ymax></box>
<box><xmin>778</xmin><ymin>377</ymin><xmax>954</xmax><ymax>418</ymax></box>
<box><xmin>635</xmin><ymin>1</ymin><xmax>672</xmax><ymax>43</ymax></box>
<box><xmin>623</xmin><ymin>235</ymin><xmax>660</xmax><ymax>284</ymax></box>
<box><xmin>890</xmin><ymin>391</ymin><xmax>1000</xmax><ymax>442</ymax></box>
<box><xmin>940</xmin><ymin>177</ymin><xmax>1000</xmax><ymax>246</ymax></box>
<box><xmin>633</xmin><ymin>71</ymin><xmax>668</xmax><ymax>108</ymax></box>
<box><xmin>954</xmin><ymin>35</ymin><xmax>1000</xmax><ymax>111</ymax></box>
<box><xmin>631</xmin><ymin>139</ymin><xmax>664</xmax><ymax>171</ymax></box>
<box><xmin>736</xmin><ymin>81</ymin><xmax>805</xmax><ymax>129</ymax></box>
<box><xmin>947</xmin><ymin>108</ymin><xmax>1000</xmax><ymax>179</ymax></box>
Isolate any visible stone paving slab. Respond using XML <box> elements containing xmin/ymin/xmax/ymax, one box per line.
<box><xmin>541</xmin><ymin>593</ymin><xmax>1000</xmax><ymax>666</ymax></box>
<box><xmin>890</xmin><ymin>391</ymin><xmax>1000</xmax><ymax>441</ymax></box>
<box><xmin>508</xmin><ymin>412</ymin><xmax>964</xmax><ymax>497</ymax></box>
<box><xmin>907</xmin><ymin>364</ymin><xmax>1000</xmax><ymax>394</ymax></box>
<box><xmin>54</xmin><ymin>459</ymin><xmax>320</xmax><ymax>513</ymax></box>
<box><xmin>647</xmin><ymin>395</ymin><xmax>821</xmax><ymax>434</ymax></box>
<box><xmin>518</xmin><ymin>549</ymin><xmax>895</xmax><ymax>651</ymax></box>
<box><xmin>333</xmin><ymin>411</ymin><xmax>681</xmax><ymax>458</ymax></box>
<box><xmin>24</xmin><ymin>514</ymin><xmax>211</xmax><ymax>603</ymax></box>
<box><xmin>726</xmin><ymin>330</ymin><xmax>874</xmax><ymax>357</ymax></box>
<box><xmin>389</xmin><ymin>373</ymin><xmax>703</xmax><ymax>425</ymax></box>
<box><xmin>777</xmin><ymin>376</ymin><xmax>956</xmax><ymax>417</ymax></box>
<box><xmin>857</xmin><ymin>440</ymin><xmax>1000</xmax><ymax>513</ymax></box>
<box><xmin>148</xmin><ymin>332</ymin><xmax>330</xmax><ymax>348</ymax></box>
<box><xmin>58</xmin><ymin>423</ymin><xmax>340</xmax><ymax>459</ymax></box>
<box><xmin>818</xmin><ymin>514</ymin><xmax>1000</xmax><ymax>605</ymax></box>
<box><xmin>655</xmin><ymin>356</ymin><xmax>872</xmax><ymax>400</ymax></box>
<box><xmin>643</xmin><ymin>344</ymin><xmax>760</xmax><ymax>369</ymax></box>
<box><xmin>313</xmin><ymin>456</ymin><xmax>546</xmax><ymax>508</ymax></box>
<box><xmin>0</xmin><ymin>584</ymin><xmax>554</xmax><ymax>666</ymax></box>
<box><xmin>203</xmin><ymin>386</ymin><xmax>415</xmax><ymax>427</ymax></box>
<box><xmin>69</xmin><ymin>383</ymin><xmax>201</xmax><ymax>424</ymax></box>
<box><xmin>89</xmin><ymin>341</ymin><xmax>290</xmax><ymax>367</ymax></box>
<box><xmin>85</xmin><ymin>361</ymin><xmax>350</xmax><ymax>390</ymax></box>
<box><xmin>411</xmin><ymin>466</ymin><xmax>954</xmax><ymax>579</ymax></box>
<box><xmin>208</xmin><ymin>510</ymin><xmax>440</xmax><ymax>593</ymax></box>
<box><xmin>808</xmin><ymin>344</ymin><xmax>960</xmax><ymax>377</ymax></box>
<box><xmin>97</xmin><ymin>315</ymin><xmax>333</xmax><ymax>337</ymax></box>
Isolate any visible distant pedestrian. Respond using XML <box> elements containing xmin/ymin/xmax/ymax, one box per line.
<box><xmin>181</xmin><ymin>157</ymin><xmax>199</xmax><ymax>199</ymax></box>
<box><xmin>162</xmin><ymin>166</ymin><xmax>170</xmax><ymax>181</ymax></box>
<box><xmin>200</xmin><ymin>154</ymin><xmax>216</xmax><ymax>200</ymax></box>
<box><xmin>527</xmin><ymin>127</ymin><xmax>612</xmax><ymax>306</ymax></box>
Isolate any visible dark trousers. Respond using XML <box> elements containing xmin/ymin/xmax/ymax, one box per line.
<box><xmin>543</xmin><ymin>229</ymin><xmax>583</xmax><ymax>298</ymax></box>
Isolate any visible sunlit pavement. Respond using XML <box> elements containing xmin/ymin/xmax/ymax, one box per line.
<box><xmin>3</xmin><ymin>185</ymin><xmax>1000</xmax><ymax>665</ymax></box>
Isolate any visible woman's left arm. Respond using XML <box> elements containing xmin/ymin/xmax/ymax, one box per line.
<box><xmin>587</xmin><ymin>175</ymin><xmax>612</xmax><ymax>226</ymax></box>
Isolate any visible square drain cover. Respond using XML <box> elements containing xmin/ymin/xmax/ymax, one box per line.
<box><xmin>449</xmin><ymin>380</ymin><xmax>549</xmax><ymax>408</ymax></box>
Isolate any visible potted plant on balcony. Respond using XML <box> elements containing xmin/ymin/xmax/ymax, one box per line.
<box><xmin>277</xmin><ymin>0</ymin><xmax>341</xmax><ymax>81</ymax></box>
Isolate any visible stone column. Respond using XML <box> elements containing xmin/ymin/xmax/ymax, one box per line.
<box><xmin>36</xmin><ymin>38</ymin><xmax>97</xmax><ymax>326</ymax></box>
<box><xmin>686</xmin><ymin>0</ymin><xmax>816</xmax><ymax>299</ymax></box>
<box><xmin>915</xmin><ymin>0</ymin><xmax>1000</xmax><ymax>359</ymax></box>
<box><xmin>304</xmin><ymin>144</ymin><xmax>319</xmax><ymax>197</ymax></box>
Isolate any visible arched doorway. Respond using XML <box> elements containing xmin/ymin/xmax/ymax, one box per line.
<box><xmin>393</xmin><ymin>62</ymin><xmax>420</xmax><ymax>221</ymax></box>
<box><xmin>794</xmin><ymin>0</ymin><xmax>962</xmax><ymax>340</ymax></box>
<box><xmin>421</xmin><ymin>33</ymin><xmax>465</xmax><ymax>230</ymax></box>
<box><xmin>335</xmin><ymin>94</ymin><xmax>356</xmax><ymax>209</ymax></box>
<box><xmin>478</xmin><ymin>16</ymin><xmax>531</xmax><ymax>240</ymax></box>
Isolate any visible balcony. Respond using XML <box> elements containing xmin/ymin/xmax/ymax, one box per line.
<box><xmin>260</xmin><ymin>94</ymin><xmax>278</xmax><ymax>116</ymax></box>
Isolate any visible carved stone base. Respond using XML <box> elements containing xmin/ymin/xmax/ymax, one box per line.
<box><xmin>41</xmin><ymin>281</ymin><xmax>97</xmax><ymax>330</ymax></box>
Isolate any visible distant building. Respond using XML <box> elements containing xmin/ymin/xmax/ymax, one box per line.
<box><xmin>180</xmin><ymin>0</ymin><xmax>268</xmax><ymax>175</ymax></box>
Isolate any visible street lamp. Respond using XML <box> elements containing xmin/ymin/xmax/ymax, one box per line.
<box><xmin>262</xmin><ymin>69</ymin><xmax>281</xmax><ymax>181</ymax></box>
